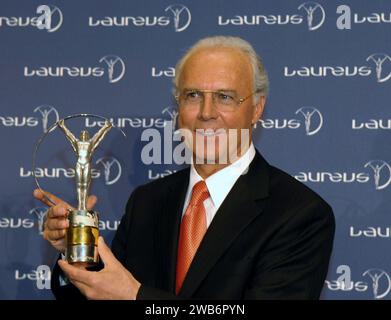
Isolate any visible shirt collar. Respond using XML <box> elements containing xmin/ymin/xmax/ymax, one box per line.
<box><xmin>188</xmin><ymin>143</ymin><xmax>256</xmax><ymax>209</ymax></box>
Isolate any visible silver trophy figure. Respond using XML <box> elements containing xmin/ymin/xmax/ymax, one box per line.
<box><xmin>57</xmin><ymin>119</ymin><xmax>112</xmax><ymax>265</ymax></box>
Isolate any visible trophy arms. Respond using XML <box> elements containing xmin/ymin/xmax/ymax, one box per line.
<box><xmin>57</xmin><ymin>119</ymin><xmax>78</xmax><ymax>154</ymax></box>
<box><xmin>90</xmin><ymin>120</ymin><xmax>113</xmax><ymax>153</ymax></box>
<box><xmin>32</xmin><ymin>114</ymin><xmax>126</xmax><ymax>207</ymax></box>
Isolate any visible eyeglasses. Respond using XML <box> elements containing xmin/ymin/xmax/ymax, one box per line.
<box><xmin>175</xmin><ymin>89</ymin><xmax>260</xmax><ymax>112</ymax></box>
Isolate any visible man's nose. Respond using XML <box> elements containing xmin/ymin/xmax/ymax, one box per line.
<box><xmin>199</xmin><ymin>93</ymin><xmax>219</xmax><ymax>120</ymax></box>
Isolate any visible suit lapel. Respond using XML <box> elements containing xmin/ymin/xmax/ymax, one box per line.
<box><xmin>179</xmin><ymin>152</ymin><xmax>270</xmax><ymax>297</ymax></box>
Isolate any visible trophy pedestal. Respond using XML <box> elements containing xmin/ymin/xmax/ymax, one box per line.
<box><xmin>66</xmin><ymin>210</ymin><xmax>99</xmax><ymax>266</ymax></box>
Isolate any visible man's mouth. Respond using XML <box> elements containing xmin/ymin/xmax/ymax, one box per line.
<box><xmin>194</xmin><ymin>128</ymin><xmax>226</xmax><ymax>137</ymax></box>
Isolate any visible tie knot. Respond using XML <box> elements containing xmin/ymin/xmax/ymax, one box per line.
<box><xmin>190</xmin><ymin>180</ymin><xmax>209</xmax><ymax>205</ymax></box>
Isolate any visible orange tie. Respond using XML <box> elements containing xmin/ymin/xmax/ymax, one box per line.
<box><xmin>175</xmin><ymin>180</ymin><xmax>209</xmax><ymax>294</ymax></box>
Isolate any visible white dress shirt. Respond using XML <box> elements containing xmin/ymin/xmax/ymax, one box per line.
<box><xmin>182</xmin><ymin>143</ymin><xmax>256</xmax><ymax>228</ymax></box>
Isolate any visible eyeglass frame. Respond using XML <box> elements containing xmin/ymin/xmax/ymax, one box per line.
<box><xmin>174</xmin><ymin>88</ymin><xmax>261</xmax><ymax>108</ymax></box>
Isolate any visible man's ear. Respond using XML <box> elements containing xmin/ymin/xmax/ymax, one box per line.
<box><xmin>252</xmin><ymin>96</ymin><xmax>266</xmax><ymax>125</ymax></box>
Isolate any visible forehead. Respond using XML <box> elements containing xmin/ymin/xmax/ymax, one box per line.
<box><xmin>179</xmin><ymin>47</ymin><xmax>253</xmax><ymax>90</ymax></box>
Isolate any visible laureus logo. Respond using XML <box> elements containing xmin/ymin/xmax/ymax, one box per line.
<box><xmin>162</xmin><ymin>107</ymin><xmax>178</xmax><ymax>129</ymax></box>
<box><xmin>364</xmin><ymin>160</ymin><xmax>391</xmax><ymax>190</ymax></box>
<box><xmin>283</xmin><ymin>53</ymin><xmax>391</xmax><ymax>82</ymax></box>
<box><xmin>29</xmin><ymin>207</ymin><xmax>47</xmax><ymax>235</ymax></box>
<box><xmin>99</xmin><ymin>55</ymin><xmax>126</xmax><ymax>83</ymax></box>
<box><xmin>96</xmin><ymin>157</ymin><xmax>122</xmax><ymax>185</ymax></box>
<box><xmin>165</xmin><ymin>4</ymin><xmax>191</xmax><ymax>32</ymax></box>
<box><xmin>366</xmin><ymin>53</ymin><xmax>391</xmax><ymax>83</ymax></box>
<box><xmin>298</xmin><ymin>2</ymin><xmax>326</xmax><ymax>31</ymax></box>
<box><xmin>363</xmin><ymin>269</ymin><xmax>391</xmax><ymax>300</ymax></box>
<box><xmin>36</xmin><ymin>5</ymin><xmax>63</xmax><ymax>32</ymax></box>
<box><xmin>33</xmin><ymin>105</ymin><xmax>59</xmax><ymax>133</ymax></box>
<box><xmin>326</xmin><ymin>265</ymin><xmax>391</xmax><ymax>299</ymax></box>
<box><xmin>295</xmin><ymin>107</ymin><xmax>323</xmax><ymax>136</ymax></box>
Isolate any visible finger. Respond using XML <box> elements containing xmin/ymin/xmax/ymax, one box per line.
<box><xmin>33</xmin><ymin>189</ymin><xmax>73</xmax><ymax>208</ymax></box>
<box><xmin>47</xmin><ymin>205</ymin><xmax>70</xmax><ymax>219</ymax></box>
<box><xmin>44</xmin><ymin>229</ymin><xmax>66</xmax><ymax>241</ymax></box>
<box><xmin>58</xmin><ymin>260</ymin><xmax>93</xmax><ymax>285</ymax></box>
<box><xmin>69</xmin><ymin>279</ymin><xmax>100</xmax><ymax>300</ymax></box>
<box><xmin>69</xmin><ymin>278</ymin><xmax>91</xmax><ymax>298</ymax></box>
<box><xmin>46</xmin><ymin>217</ymin><xmax>69</xmax><ymax>230</ymax></box>
<box><xmin>86</xmin><ymin>195</ymin><xmax>98</xmax><ymax>211</ymax></box>
<box><xmin>33</xmin><ymin>189</ymin><xmax>54</xmax><ymax>207</ymax></box>
<box><xmin>97</xmin><ymin>237</ymin><xmax>115</xmax><ymax>267</ymax></box>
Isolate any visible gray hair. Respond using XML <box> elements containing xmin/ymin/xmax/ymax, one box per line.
<box><xmin>174</xmin><ymin>36</ymin><xmax>269</xmax><ymax>104</ymax></box>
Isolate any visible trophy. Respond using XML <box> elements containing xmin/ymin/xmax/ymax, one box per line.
<box><xmin>33</xmin><ymin>114</ymin><xmax>119</xmax><ymax>266</ymax></box>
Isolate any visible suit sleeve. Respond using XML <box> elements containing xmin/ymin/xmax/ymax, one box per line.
<box><xmin>136</xmin><ymin>286</ymin><xmax>180</xmax><ymax>300</ymax></box>
<box><xmin>111</xmin><ymin>186</ymin><xmax>182</xmax><ymax>300</ymax></box>
<box><xmin>244</xmin><ymin>200</ymin><xmax>335</xmax><ymax>300</ymax></box>
<box><xmin>111</xmin><ymin>187</ymin><xmax>139</xmax><ymax>264</ymax></box>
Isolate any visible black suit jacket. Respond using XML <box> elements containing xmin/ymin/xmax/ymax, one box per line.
<box><xmin>52</xmin><ymin>151</ymin><xmax>335</xmax><ymax>300</ymax></box>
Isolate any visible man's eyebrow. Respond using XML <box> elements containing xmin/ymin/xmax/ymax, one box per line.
<box><xmin>182</xmin><ymin>88</ymin><xmax>237</xmax><ymax>93</ymax></box>
<box><xmin>216</xmin><ymin>89</ymin><xmax>237</xmax><ymax>94</ymax></box>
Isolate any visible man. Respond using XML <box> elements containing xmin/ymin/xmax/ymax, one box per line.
<box><xmin>33</xmin><ymin>36</ymin><xmax>335</xmax><ymax>300</ymax></box>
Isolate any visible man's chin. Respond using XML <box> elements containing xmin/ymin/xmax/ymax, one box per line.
<box><xmin>193</xmin><ymin>148</ymin><xmax>229</xmax><ymax>165</ymax></box>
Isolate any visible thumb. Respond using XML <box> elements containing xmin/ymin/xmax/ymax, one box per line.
<box><xmin>87</xmin><ymin>195</ymin><xmax>98</xmax><ymax>211</ymax></box>
<box><xmin>97</xmin><ymin>236</ymin><xmax>115</xmax><ymax>267</ymax></box>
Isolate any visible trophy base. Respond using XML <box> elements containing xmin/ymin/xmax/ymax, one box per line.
<box><xmin>66</xmin><ymin>209</ymin><xmax>99</xmax><ymax>266</ymax></box>
<box><xmin>66</xmin><ymin>244</ymin><xmax>99</xmax><ymax>266</ymax></box>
